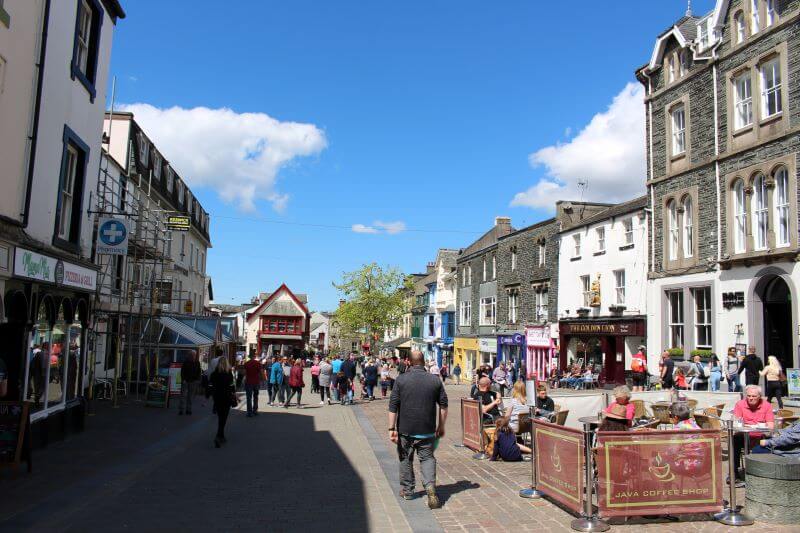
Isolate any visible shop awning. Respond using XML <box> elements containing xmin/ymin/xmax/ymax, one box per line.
<box><xmin>384</xmin><ymin>337</ymin><xmax>411</xmax><ymax>349</ymax></box>
<box><xmin>155</xmin><ymin>316</ymin><xmax>215</xmax><ymax>347</ymax></box>
<box><xmin>260</xmin><ymin>334</ymin><xmax>302</xmax><ymax>341</ymax></box>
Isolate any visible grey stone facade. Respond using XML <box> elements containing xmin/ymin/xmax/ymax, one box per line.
<box><xmin>456</xmin><ymin>244</ymin><xmax>500</xmax><ymax>338</ymax></box>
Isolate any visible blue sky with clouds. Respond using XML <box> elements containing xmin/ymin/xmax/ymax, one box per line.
<box><xmin>107</xmin><ymin>0</ymin><xmax>716</xmax><ymax>311</ymax></box>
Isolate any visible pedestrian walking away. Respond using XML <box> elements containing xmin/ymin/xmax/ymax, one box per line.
<box><xmin>310</xmin><ymin>357</ymin><xmax>321</xmax><ymax>394</ymax></box>
<box><xmin>760</xmin><ymin>355</ymin><xmax>785</xmax><ymax>409</ymax></box>
<box><xmin>342</xmin><ymin>354</ymin><xmax>357</xmax><ymax>404</ymax></box>
<box><xmin>742</xmin><ymin>346</ymin><xmax>764</xmax><ymax>386</ymax></box>
<box><xmin>388</xmin><ymin>350</ymin><xmax>448</xmax><ymax>509</ymax></box>
<box><xmin>179</xmin><ymin>350</ymin><xmax>202</xmax><ymax>415</ymax></box>
<box><xmin>210</xmin><ymin>356</ymin><xmax>236</xmax><ymax>448</ymax></box>
<box><xmin>363</xmin><ymin>358</ymin><xmax>378</xmax><ymax>400</ymax></box>
<box><xmin>284</xmin><ymin>358</ymin><xmax>305</xmax><ymax>408</ymax></box>
<box><xmin>244</xmin><ymin>352</ymin><xmax>265</xmax><ymax>417</ymax></box>
<box><xmin>318</xmin><ymin>357</ymin><xmax>333</xmax><ymax>404</ymax></box>
<box><xmin>269</xmin><ymin>357</ymin><xmax>285</xmax><ymax>405</ymax></box>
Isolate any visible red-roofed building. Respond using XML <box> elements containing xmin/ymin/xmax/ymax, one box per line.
<box><xmin>245</xmin><ymin>284</ymin><xmax>310</xmax><ymax>357</ymax></box>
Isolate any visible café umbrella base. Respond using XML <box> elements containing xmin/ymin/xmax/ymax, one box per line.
<box><xmin>519</xmin><ymin>487</ymin><xmax>544</xmax><ymax>499</ymax></box>
<box><xmin>570</xmin><ymin>517</ymin><xmax>610</xmax><ymax>532</ymax></box>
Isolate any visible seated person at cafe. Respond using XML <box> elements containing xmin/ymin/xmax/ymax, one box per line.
<box><xmin>605</xmin><ymin>385</ymin><xmax>635</xmax><ymax>422</ymax></box>
<box><xmin>599</xmin><ymin>403</ymin><xmax>630</xmax><ymax>432</ymax></box>
<box><xmin>732</xmin><ymin>385</ymin><xmax>775</xmax><ymax>483</ymax></box>
<box><xmin>559</xmin><ymin>365</ymin><xmax>582</xmax><ymax>389</ymax></box>
<box><xmin>669</xmin><ymin>402</ymin><xmax>700</xmax><ymax>429</ymax></box>
<box><xmin>508</xmin><ymin>381</ymin><xmax>530</xmax><ymax>433</ymax></box>
<box><xmin>755</xmin><ymin>420</ymin><xmax>800</xmax><ymax>458</ymax></box>
<box><xmin>534</xmin><ymin>384</ymin><xmax>555</xmax><ymax>421</ymax></box>
<box><xmin>490</xmin><ymin>416</ymin><xmax>531</xmax><ymax>461</ymax></box>
<box><xmin>472</xmin><ymin>377</ymin><xmax>502</xmax><ymax>423</ymax></box>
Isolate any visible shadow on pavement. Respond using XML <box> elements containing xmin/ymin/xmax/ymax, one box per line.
<box><xmin>436</xmin><ymin>480</ymin><xmax>480</xmax><ymax>505</ymax></box>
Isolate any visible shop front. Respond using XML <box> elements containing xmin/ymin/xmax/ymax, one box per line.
<box><xmin>558</xmin><ymin>318</ymin><xmax>646</xmax><ymax>386</ymax></box>
<box><xmin>526</xmin><ymin>325</ymin><xmax>556</xmax><ymax>382</ymax></box>
<box><xmin>478</xmin><ymin>336</ymin><xmax>496</xmax><ymax>367</ymax></box>
<box><xmin>454</xmin><ymin>336</ymin><xmax>478</xmax><ymax>380</ymax></box>
<box><xmin>4</xmin><ymin>247</ymin><xmax>97</xmax><ymax>444</ymax></box>
<box><xmin>496</xmin><ymin>332</ymin><xmax>524</xmax><ymax>377</ymax></box>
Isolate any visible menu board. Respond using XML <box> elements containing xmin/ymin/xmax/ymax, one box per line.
<box><xmin>145</xmin><ymin>370</ymin><xmax>170</xmax><ymax>408</ymax></box>
<box><xmin>0</xmin><ymin>402</ymin><xmax>31</xmax><ymax>469</ymax></box>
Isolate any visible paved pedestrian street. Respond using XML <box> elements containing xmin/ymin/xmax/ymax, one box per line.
<box><xmin>0</xmin><ymin>376</ymin><xmax>796</xmax><ymax>533</ymax></box>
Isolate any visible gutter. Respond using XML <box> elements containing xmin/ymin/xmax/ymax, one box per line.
<box><xmin>22</xmin><ymin>0</ymin><xmax>50</xmax><ymax>228</ymax></box>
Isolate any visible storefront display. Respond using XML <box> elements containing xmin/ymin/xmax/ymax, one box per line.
<box><xmin>526</xmin><ymin>325</ymin><xmax>556</xmax><ymax>382</ymax></box>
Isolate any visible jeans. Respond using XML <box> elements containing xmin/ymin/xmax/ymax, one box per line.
<box><xmin>709</xmin><ymin>373</ymin><xmax>722</xmax><ymax>392</ymax></box>
<box><xmin>397</xmin><ymin>434</ymin><xmax>437</xmax><ymax>491</ymax></box>
<box><xmin>311</xmin><ymin>375</ymin><xmax>319</xmax><ymax>393</ymax></box>
<box><xmin>766</xmin><ymin>380</ymin><xmax>784</xmax><ymax>409</ymax></box>
<box><xmin>269</xmin><ymin>382</ymin><xmax>283</xmax><ymax>404</ymax></box>
<box><xmin>332</xmin><ymin>385</ymin><xmax>340</xmax><ymax>402</ymax></box>
<box><xmin>366</xmin><ymin>383</ymin><xmax>375</xmax><ymax>398</ymax></box>
<box><xmin>727</xmin><ymin>374</ymin><xmax>741</xmax><ymax>392</ymax></box>
<box><xmin>179</xmin><ymin>380</ymin><xmax>198</xmax><ymax>413</ymax></box>
<box><xmin>285</xmin><ymin>386</ymin><xmax>302</xmax><ymax>406</ymax></box>
<box><xmin>245</xmin><ymin>383</ymin><xmax>259</xmax><ymax>414</ymax></box>
<box><xmin>320</xmin><ymin>386</ymin><xmax>329</xmax><ymax>402</ymax></box>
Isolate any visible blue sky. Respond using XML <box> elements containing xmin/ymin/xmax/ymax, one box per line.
<box><xmin>108</xmin><ymin>0</ymin><xmax>716</xmax><ymax>311</ymax></box>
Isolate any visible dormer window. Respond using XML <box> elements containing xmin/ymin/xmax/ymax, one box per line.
<box><xmin>679</xmin><ymin>50</ymin><xmax>689</xmax><ymax>76</ymax></box>
<box><xmin>138</xmin><ymin>132</ymin><xmax>149</xmax><ymax>166</ymax></box>
<box><xmin>697</xmin><ymin>20</ymin><xmax>709</xmax><ymax>50</ymax></box>
<box><xmin>166</xmin><ymin>167</ymin><xmax>174</xmax><ymax>192</ymax></box>
<box><xmin>152</xmin><ymin>151</ymin><xmax>162</xmax><ymax>180</ymax></box>
<box><xmin>668</xmin><ymin>56</ymin><xmax>676</xmax><ymax>83</ymax></box>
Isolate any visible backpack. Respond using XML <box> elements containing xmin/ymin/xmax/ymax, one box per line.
<box><xmin>631</xmin><ymin>357</ymin><xmax>644</xmax><ymax>373</ymax></box>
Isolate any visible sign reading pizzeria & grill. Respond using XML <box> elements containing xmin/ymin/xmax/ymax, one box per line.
<box><xmin>596</xmin><ymin>429</ymin><xmax>723</xmax><ymax>517</ymax></box>
<box><xmin>533</xmin><ymin>420</ymin><xmax>584</xmax><ymax>513</ymax></box>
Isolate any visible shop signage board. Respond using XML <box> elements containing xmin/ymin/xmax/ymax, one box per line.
<box><xmin>0</xmin><ymin>402</ymin><xmax>31</xmax><ymax>470</ymax></box>
<box><xmin>478</xmin><ymin>338</ymin><xmax>496</xmax><ymax>353</ymax></box>
<box><xmin>560</xmin><ymin>320</ymin><xmax>644</xmax><ymax>337</ymax></box>
<box><xmin>166</xmin><ymin>215</ymin><xmax>191</xmax><ymax>231</ymax></box>
<box><xmin>13</xmin><ymin>248</ymin><xmax>97</xmax><ymax>291</ymax></box>
<box><xmin>533</xmin><ymin>420</ymin><xmax>584</xmax><ymax>513</ymax></box>
<box><xmin>498</xmin><ymin>333</ymin><xmax>525</xmax><ymax>346</ymax></box>
<box><xmin>96</xmin><ymin>217</ymin><xmax>129</xmax><ymax>256</ymax></box>
<box><xmin>168</xmin><ymin>363</ymin><xmax>182</xmax><ymax>397</ymax></box>
<box><xmin>461</xmin><ymin>399</ymin><xmax>483</xmax><ymax>452</ymax></box>
<box><xmin>787</xmin><ymin>368</ymin><xmax>800</xmax><ymax>397</ymax></box>
<box><xmin>145</xmin><ymin>369</ymin><xmax>170</xmax><ymax>408</ymax></box>
<box><xmin>596</xmin><ymin>429</ymin><xmax>723</xmax><ymax>517</ymax></box>
<box><xmin>526</xmin><ymin>326</ymin><xmax>551</xmax><ymax>348</ymax></box>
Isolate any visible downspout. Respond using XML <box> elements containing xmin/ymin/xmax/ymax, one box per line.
<box><xmin>22</xmin><ymin>0</ymin><xmax>51</xmax><ymax>227</ymax></box>
<box><xmin>712</xmin><ymin>46</ymin><xmax>722</xmax><ymax>263</ymax></box>
<box><xmin>642</xmin><ymin>71</ymin><xmax>655</xmax><ymax>274</ymax></box>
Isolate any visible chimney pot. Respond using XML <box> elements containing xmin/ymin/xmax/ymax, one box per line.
<box><xmin>495</xmin><ymin>216</ymin><xmax>511</xmax><ymax>226</ymax></box>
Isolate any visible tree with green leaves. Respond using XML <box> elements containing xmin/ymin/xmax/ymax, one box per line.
<box><xmin>332</xmin><ymin>263</ymin><xmax>412</xmax><ymax>354</ymax></box>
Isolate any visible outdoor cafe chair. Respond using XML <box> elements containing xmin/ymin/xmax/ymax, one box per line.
<box><xmin>632</xmin><ymin>399</ymin><xmax>647</xmax><ymax>419</ymax></box>
<box><xmin>776</xmin><ymin>409</ymin><xmax>794</xmax><ymax>419</ymax></box>
<box><xmin>650</xmin><ymin>404</ymin><xmax>671</xmax><ymax>424</ymax></box>
<box><xmin>704</xmin><ymin>406</ymin><xmax>722</xmax><ymax>417</ymax></box>
<box><xmin>686</xmin><ymin>399</ymin><xmax>698</xmax><ymax>411</ymax></box>
<box><xmin>554</xmin><ymin>410</ymin><xmax>569</xmax><ymax>426</ymax></box>
<box><xmin>779</xmin><ymin>415</ymin><xmax>798</xmax><ymax>429</ymax></box>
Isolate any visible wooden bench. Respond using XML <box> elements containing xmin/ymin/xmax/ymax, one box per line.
<box><xmin>745</xmin><ymin>453</ymin><xmax>800</xmax><ymax>524</ymax></box>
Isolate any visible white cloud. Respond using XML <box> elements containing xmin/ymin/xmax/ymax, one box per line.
<box><xmin>351</xmin><ymin>220</ymin><xmax>406</xmax><ymax>235</ymax></box>
<box><xmin>120</xmin><ymin>103</ymin><xmax>327</xmax><ymax>212</ymax></box>
<box><xmin>511</xmin><ymin>82</ymin><xmax>646</xmax><ymax>210</ymax></box>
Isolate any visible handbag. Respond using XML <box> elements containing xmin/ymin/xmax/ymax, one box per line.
<box><xmin>230</xmin><ymin>392</ymin><xmax>239</xmax><ymax>408</ymax></box>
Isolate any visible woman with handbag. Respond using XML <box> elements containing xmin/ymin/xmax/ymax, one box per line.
<box><xmin>211</xmin><ymin>356</ymin><xmax>236</xmax><ymax>448</ymax></box>
<box><xmin>760</xmin><ymin>355</ymin><xmax>785</xmax><ymax>409</ymax></box>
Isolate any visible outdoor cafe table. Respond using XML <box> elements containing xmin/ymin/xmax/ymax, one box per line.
<box><xmin>733</xmin><ymin>424</ymin><xmax>779</xmax><ymax>455</ymax></box>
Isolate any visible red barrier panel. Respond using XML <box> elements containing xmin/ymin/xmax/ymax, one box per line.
<box><xmin>533</xmin><ymin>420</ymin><xmax>584</xmax><ymax>514</ymax></box>
<box><xmin>596</xmin><ymin>429</ymin><xmax>723</xmax><ymax>517</ymax></box>
<box><xmin>461</xmin><ymin>398</ymin><xmax>483</xmax><ymax>452</ymax></box>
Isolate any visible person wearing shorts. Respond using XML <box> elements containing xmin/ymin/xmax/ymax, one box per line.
<box><xmin>630</xmin><ymin>346</ymin><xmax>647</xmax><ymax>391</ymax></box>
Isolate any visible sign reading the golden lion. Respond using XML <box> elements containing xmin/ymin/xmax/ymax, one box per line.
<box><xmin>533</xmin><ymin>420</ymin><xmax>584</xmax><ymax>513</ymax></box>
<box><xmin>596</xmin><ymin>430</ymin><xmax>723</xmax><ymax>517</ymax></box>
<box><xmin>461</xmin><ymin>399</ymin><xmax>483</xmax><ymax>452</ymax></box>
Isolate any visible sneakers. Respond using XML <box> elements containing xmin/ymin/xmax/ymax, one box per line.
<box><xmin>399</xmin><ymin>489</ymin><xmax>414</xmax><ymax>500</ymax></box>
<box><xmin>319</xmin><ymin>401</ymin><xmax>325</xmax><ymax>405</ymax></box>
<box><xmin>426</xmin><ymin>486</ymin><xmax>440</xmax><ymax>509</ymax></box>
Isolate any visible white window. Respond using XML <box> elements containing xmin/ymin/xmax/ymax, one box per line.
<box><xmin>479</xmin><ymin>297</ymin><xmax>496</xmax><ymax>326</ymax></box>
<box><xmin>491</xmin><ymin>255</ymin><xmax>496</xmax><ymax>279</ymax></box>
<box><xmin>734</xmin><ymin>73</ymin><xmax>753</xmax><ymax>129</ymax></box>
<box><xmin>534</xmin><ymin>289</ymin><xmax>548</xmax><ymax>322</ymax></box>
<box><xmin>682</xmin><ymin>197</ymin><xmax>694</xmax><ymax>258</ymax></box>
<box><xmin>668</xmin><ymin>56</ymin><xmax>676</xmax><ymax>83</ymax></box>
<box><xmin>753</xmin><ymin>173</ymin><xmax>768</xmax><ymax>250</ymax></box>
<box><xmin>623</xmin><ymin>218</ymin><xmax>634</xmax><ymax>245</ymax></box>
<box><xmin>511</xmin><ymin>248</ymin><xmax>517</xmax><ymax>271</ymax></box>
<box><xmin>573</xmin><ymin>234</ymin><xmax>581</xmax><ymax>257</ymax></box>
<box><xmin>596</xmin><ymin>227</ymin><xmax>605</xmax><ymax>252</ymax></box>
<box><xmin>668</xmin><ymin>201</ymin><xmax>679</xmax><ymax>261</ymax></box>
<box><xmin>614</xmin><ymin>269</ymin><xmax>626</xmax><ymax>305</ymax></box>
<box><xmin>459</xmin><ymin>300</ymin><xmax>471</xmax><ymax>325</ymax></box>
<box><xmin>482</xmin><ymin>258</ymin><xmax>486</xmax><ymax>282</ymax></box>
<box><xmin>735</xmin><ymin>11</ymin><xmax>746</xmax><ymax>43</ymax></box>
<box><xmin>152</xmin><ymin>152</ymin><xmax>162</xmax><ymax>180</ymax></box>
<box><xmin>538</xmin><ymin>241</ymin><xmax>546</xmax><ymax>266</ymax></box>
<box><xmin>693</xmin><ymin>287</ymin><xmax>712</xmax><ymax>349</ymax></box>
<box><xmin>698</xmin><ymin>19</ymin><xmax>710</xmax><ymax>50</ymax></box>
<box><xmin>58</xmin><ymin>145</ymin><xmax>79</xmax><ymax>239</ymax></box>
<box><xmin>461</xmin><ymin>267</ymin><xmax>466</xmax><ymax>287</ymax></box>
<box><xmin>761</xmin><ymin>58</ymin><xmax>782</xmax><ymax>118</ymax></box>
<box><xmin>166</xmin><ymin>167</ymin><xmax>174</xmax><ymax>192</ymax></box>
<box><xmin>581</xmin><ymin>275</ymin><xmax>591</xmax><ymax>307</ymax></box>
<box><xmin>467</xmin><ymin>265</ymin><xmax>472</xmax><ymax>285</ymax></box>
<box><xmin>668</xmin><ymin>290</ymin><xmax>684</xmax><ymax>349</ymax></box>
<box><xmin>766</xmin><ymin>0</ymin><xmax>776</xmax><ymax>26</ymax></box>
<box><xmin>177</xmin><ymin>181</ymin><xmax>185</xmax><ymax>204</ymax></box>
<box><xmin>138</xmin><ymin>132</ymin><xmax>149</xmax><ymax>165</ymax></box>
<box><xmin>679</xmin><ymin>50</ymin><xmax>688</xmax><ymax>77</ymax></box>
<box><xmin>508</xmin><ymin>293</ymin><xmax>518</xmax><ymax>323</ymax></box>
<box><xmin>75</xmin><ymin>0</ymin><xmax>92</xmax><ymax>76</ymax></box>
<box><xmin>775</xmin><ymin>167</ymin><xmax>790</xmax><ymax>246</ymax></box>
<box><xmin>733</xmin><ymin>180</ymin><xmax>747</xmax><ymax>253</ymax></box>
<box><xmin>671</xmin><ymin>106</ymin><xmax>686</xmax><ymax>155</ymax></box>
<box><xmin>751</xmin><ymin>0</ymin><xmax>760</xmax><ymax>33</ymax></box>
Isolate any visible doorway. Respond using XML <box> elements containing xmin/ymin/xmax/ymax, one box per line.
<box><xmin>761</xmin><ymin>276</ymin><xmax>793</xmax><ymax>371</ymax></box>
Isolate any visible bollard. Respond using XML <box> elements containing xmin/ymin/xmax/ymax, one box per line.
<box><xmin>714</xmin><ymin>418</ymin><xmax>754</xmax><ymax>526</ymax></box>
<box><xmin>570</xmin><ymin>420</ymin><xmax>609</xmax><ymax>532</ymax></box>
<box><xmin>520</xmin><ymin>407</ymin><xmax>544</xmax><ymax>499</ymax></box>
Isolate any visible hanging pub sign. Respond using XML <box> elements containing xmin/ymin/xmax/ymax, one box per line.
<box><xmin>96</xmin><ymin>217</ymin><xmax>129</xmax><ymax>256</ymax></box>
<box><xmin>166</xmin><ymin>215</ymin><xmax>191</xmax><ymax>231</ymax></box>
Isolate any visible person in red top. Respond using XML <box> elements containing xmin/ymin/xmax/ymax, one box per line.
<box><xmin>243</xmin><ymin>353</ymin><xmax>265</xmax><ymax>417</ymax></box>
<box><xmin>630</xmin><ymin>346</ymin><xmax>647</xmax><ymax>391</ymax></box>
<box><xmin>605</xmin><ymin>385</ymin><xmax>635</xmax><ymax>422</ymax></box>
<box><xmin>284</xmin><ymin>358</ymin><xmax>306</xmax><ymax>409</ymax></box>
<box><xmin>731</xmin><ymin>384</ymin><xmax>775</xmax><ymax>484</ymax></box>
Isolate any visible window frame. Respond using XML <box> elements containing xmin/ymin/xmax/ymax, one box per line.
<box><xmin>693</xmin><ymin>287</ymin><xmax>712</xmax><ymax>349</ymax></box>
<box><xmin>573</xmin><ymin>234</ymin><xmax>581</xmax><ymax>258</ymax></box>
<box><xmin>479</xmin><ymin>296</ymin><xmax>496</xmax><ymax>326</ymax></box>
<box><xmin>581</xmin><ymin>275</ymin><xmax>591</xmax><ymax>307</ymax></box>
<box><xmin>733</xmin><ymin>179</ymin><xmax>747</xmax><ymax>253</ymax></box>
<box><xmin>623</xmin><ymin>218</ymin><xmax>634</xmax><ymax>246</ymax></box>
<box><xmin>596</xmin><ymin>227</ymin><xmax>606</xmax><ymax>253</ymax></box>
<box><xmin>534</xmin><ymin>288</ymin><xmax>548</xmax><ymax>323</ymax></box>
<box><xmin>734</xmin><ymin>11</ymin><xmax>746</xmax><ymax>44</ymax></box>
<box><xmin>667</xmin><ymin>290</ymin><xmax>684</xmax><ymax>350</ymax></box>
<box><xmin>682</xmin><ymin>196</ymin><xmax>694</xmax><ymax>259</ymax></box>
<box><xmin>733</xmin><ymin>72</ymin><xmax>753</xmax><ymax>130</ymax></box>
<box><xmin>667</xmin><ymin>200</ymin><xmax>679</xmax><ymax>261</ymax></box>
<box><xmin>507</xmin><ymin>292</ymin><xmax>518</xmax><ymax>323</ymax></box>
<box><xmin>760</xmin><ymin>57</ymin><xmax>782</xmax><ymax>119</ymax></box>
<box><xmin>774</xmin><ymin>166</ymin><xmax>790</xmax><ymax>247</ymax></box>
<box><xmin>671</xmin><ymin>106</ymin><xmax>686</xmax><ymax>156</ymax></box>
<box><xmin>614</xmin><ymin>269</ymin><xmax>626</xmax><ymax>305</ymax></box>
<box><xmin>538</xmin><ymin>241</ymin><xmax>546</xmax><ymax>266</ymax></box>
<box><xmin>53</xmin><ymin>126</ymin><xmax>90</xmax><ymax>252</ymax></box>
<box><xmin>752</xmin><ymin>173</ymin><xmax>769</xmax><ymax>250</ymax></box>
<box><xmin>70</xmin><ymin>0</ymin><xmax>104</xmax><ymax>102</ymax></box>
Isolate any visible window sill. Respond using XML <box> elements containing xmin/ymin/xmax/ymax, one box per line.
<box><xmin>593</xmin><ymin>250</ymin><xmax>606</xmax><ymax>256</ymax></box>
<box><xmin>670</xmin><ymin>152</ymin><xmax>687</xmax><ymax>163</ymax></box>
<box><xmin>570</xmin><ymin>256</ymin><xmax>582</xmax><ymax>262</ymax></box>
<box><xmin>70</xmin><ymin>63</ymin><xmax>97</xmax><ymax>103</ymax></box>
<box><xmin>619</xmin><ymin>243</ymin><xmax>635</xmax><ymax>251</ymax></box>
<box><xmin>732</xmin><ymin>124</ymin><xmax>754</xmax><ymax>137</ymax></box>
<box><xmin>760</xmin><ymin>112</ymin><xmax>783</xmax><ymax>127</ymax></box>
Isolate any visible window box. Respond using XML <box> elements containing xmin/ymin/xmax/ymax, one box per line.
<box><xmin>592</xmin><ymin>250</ymin><xmax>606</xmax><ymax>257</ymax></box>
<box><xmin>570</xmin><ymin>256</ymin><xmax>582</xmax><ymax>262</ymax></box>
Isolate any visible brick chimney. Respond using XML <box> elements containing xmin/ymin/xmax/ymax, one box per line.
<box><xmin>495</xmin><ymin>216</ymin><xmax>512</xmax><ymax>236</ymax></box>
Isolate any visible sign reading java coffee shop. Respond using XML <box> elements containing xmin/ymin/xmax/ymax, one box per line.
<box><xmin>533</xmin><ymin>420</ymin><xmax>584</xmax><ymax>514</ymax></box>
<box><xmin>13</xmin><ymin>248</ymin><xmax>96</xmax><ymax>291</ymax></box>
<box><xmin>560</xmin><ymin>320</ymin><xmax>644</xmax><ymax>337</ymax></box>
<box><xmin>596</xmin><ymin>430</ymin><xmax>723</xmax><ymax>517</ymax></box>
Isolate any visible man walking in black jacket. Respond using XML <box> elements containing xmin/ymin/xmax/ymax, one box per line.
<box><xmin>388</xmin><ymin>350</ymin><xmax>448</xmax><ymax>509</ymax></box>
<box><xmin>179</xmin><ymin>350</ymin><xmax>202</xmax><ymax>415</ymax></box>
<box><xmin>742</xmin><ymin>346</ymin><xmax>764</xmax><ymax>386</ymax></box>
<box><xmin>341</xmin><ymin>353</ymin><xmax>357</xmax><ymax>404</ymax></box>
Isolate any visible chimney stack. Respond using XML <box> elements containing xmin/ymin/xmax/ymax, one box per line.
<box><xmin>495</xmin><ymin>216</ymin><xmax>512</xmax><ymax>236</ymax></box>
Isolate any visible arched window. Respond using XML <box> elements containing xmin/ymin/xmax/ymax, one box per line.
<box><xmin>668</xmin><ymin>200</ymin><xmax>679</xmax><ymax>260</ymax></box>
<box><xmin>752</xmin><ymin>173</ymin><xmax>768</xmax><ymax>250</ymax></box>
<box><xmin>733</xmin><ymin>180</ymin><xmax>747</xmax><ymax>253</ymax></box>
<box><xmin>774</xmin><ymin>166</ymin><xmax>790</xmax><ymax>246</ymax></box>
<box><xmin>735</xmin><ymin>11</ymin><xmax>746</xmax><ymax>43</ymax></box>
<box><xmin>682</xmin><ymin>196</ymin><xmax>693</xmax><ymax>258</ymax></box>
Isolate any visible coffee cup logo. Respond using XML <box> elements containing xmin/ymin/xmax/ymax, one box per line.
<box><xmin>649</xmin><ymin>452</ymin><xmax>675</xmax><ymax>482</ymax></box>
<box><xmin>550</xmin><ymin>446</ymin><xmax>562</xmax><ymax>472</ymax></box>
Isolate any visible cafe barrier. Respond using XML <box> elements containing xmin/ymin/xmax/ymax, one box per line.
<box><xmin>531</xmin><ymin>419</ymin><xmax>585</xmax><ymax>515</ymax></box>
<box><xmin>460</xmin><ymin>398</ymin><xmax>487</xmax><ymax>459</ymax></box>
<box><xmin>596</xmin><ymin>429</ymin><xmax>723</xmax><ymax>518</ymax></box>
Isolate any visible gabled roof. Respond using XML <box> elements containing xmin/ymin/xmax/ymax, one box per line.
<box><xmin>246</xmin><ymin>283</ymin><xmax>309</xmax><ymax>321</ymax></box>
<box><xmin>647</xmin><ymin>18</ymin><xmax>694</xmax><ymax>71</ymax></box>
<box><xmin>459</xmin><ymin>220</ymin><xmax>515</xmax><ymax>261</ymax></box>
<box><xmin>559</xmin><ymin>195</ymin><xmax>648</xmax><ymax>234</ymax></box>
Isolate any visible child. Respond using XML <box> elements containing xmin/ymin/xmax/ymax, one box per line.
<box><xmin>336</xmin><ymin>371</ymin><xmax>350</xmax><ymax>405</ymax></box>
<box><xmin>674</xmin><ymin>367</ymin><xmax>688</xmax><ymax>390</ymax></box>
<box><xmin>490</xmin><ymin>416</ymin><xmax>531</xmax><ymax>462</ymax></box>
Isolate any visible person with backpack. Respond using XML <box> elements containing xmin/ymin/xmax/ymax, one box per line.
<box><xmin>630</xmin><ymin>346</ymin><xmax>648</xmax><ymax>392</ymax></box>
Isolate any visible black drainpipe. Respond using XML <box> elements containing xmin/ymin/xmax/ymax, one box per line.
<box><xmin>22</xmin><ymin>0</ymin><xmax>51</xmax><ymax>228</ymax></box>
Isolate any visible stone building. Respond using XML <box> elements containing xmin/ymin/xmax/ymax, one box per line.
<box><xmin>636</xmin><ymin>0</ymin><xmax>800</xmax><ymax>371</ymax></box>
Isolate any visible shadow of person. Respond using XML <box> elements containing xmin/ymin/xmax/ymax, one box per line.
<box><xmin>432</xmin><ymin>480</ymin><xmax>481</xmax><ymax>505</ymax></box>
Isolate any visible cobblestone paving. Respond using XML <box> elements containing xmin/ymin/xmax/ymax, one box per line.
<box><xmin>358</xmin><ymin>382</ymin><xmax>797</xmax><ymax>533</ymax></box>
